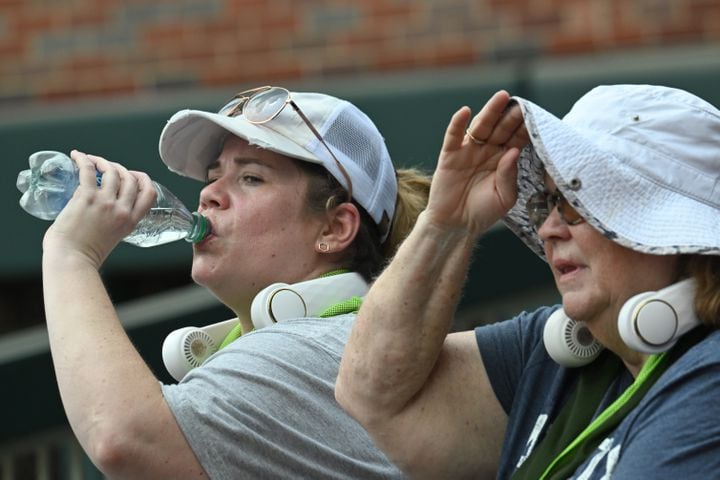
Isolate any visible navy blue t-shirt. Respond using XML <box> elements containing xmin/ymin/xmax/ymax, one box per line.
<box><xmin>475</xmin><ymin>306</ymin><xmax>720</xmax><ymax>479</ymax></box>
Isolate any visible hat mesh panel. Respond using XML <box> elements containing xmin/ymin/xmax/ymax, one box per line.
<box><xmin>321</xmin><ymin>107</ymin><xmax>396</xmax><ymax>225</ymax></box>
<box><xmin>323</xmin><ymin>108</ymin><xmax>382</xmax><ymax>186</ymax></box>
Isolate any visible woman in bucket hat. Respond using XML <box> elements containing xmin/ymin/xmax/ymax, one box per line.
<box><xmin>337</xmin><ymin>85</ymin><xmax>720</xmax><ymax>479</ymax></box>
<box><xmin>41</xmin><ymin>86</ymin><xmax>430</xmax><ymax>479</ymax></box>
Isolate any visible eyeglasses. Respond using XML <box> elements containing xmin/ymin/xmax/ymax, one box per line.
<box><xmin>219</xmin><ymin>86</ymin><xmax>353</xmax><ymax>201</ymax></box>
<box><xmin>526</xmin><ymin>189</ymin><xmax>585</xmax><ymax>229</ymax></box>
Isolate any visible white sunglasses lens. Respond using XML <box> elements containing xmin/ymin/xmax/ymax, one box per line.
<box><xmin>244</xmin><ymin>88</ymin><xmax>288</xmax><ymax>123</ymax></box>
<box><xmin>219</xmin><ymin>97</ymin><xmax>243</xmax><ymax>116</ymax></box>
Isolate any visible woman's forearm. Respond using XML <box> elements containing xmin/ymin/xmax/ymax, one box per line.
<box><xmin>336</xmin><ymin>213</ymin><xmax>508</xmax><ymax>478</ymax></box>
<box><xmin>336</xmin><ymin>96</ymin><xmax>524</xmax><ymax>477</ymax></box>
<box><xmin>337</xmin><ymin>211</ymin><xmax>477</xmax><ymax>423</ymax></box>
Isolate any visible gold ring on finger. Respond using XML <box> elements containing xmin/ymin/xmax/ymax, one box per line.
<box><xmin>465</xmin><ymin>129</ymin><xmax>487</xmax><ymax>146</ymax></box>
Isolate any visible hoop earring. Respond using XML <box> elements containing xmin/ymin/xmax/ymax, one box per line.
<box><xmin>318</xmin><ymin>242</ymin><xmax>330</xmax><ymax>253</ymax></box>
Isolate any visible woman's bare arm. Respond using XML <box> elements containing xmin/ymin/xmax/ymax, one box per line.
<box><xmin>42</xmin><ymin>151</ymin><xmax>207</xmax><ymax>479</ymax></box>
<box><xmin>336</xmin><ymin>91</ymin><xmax>529</xmax><ymax>478</ymax></box>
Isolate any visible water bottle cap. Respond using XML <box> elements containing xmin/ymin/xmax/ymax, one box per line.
<box><xmin>186</xmin><ymin>212</ymin><xmax>211</xmax><ymax>243</ymax></box>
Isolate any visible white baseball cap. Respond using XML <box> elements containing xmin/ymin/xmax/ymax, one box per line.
<box><xmin>159</xmin><ymin>88</ymin><xmax>398</xmax><ymax>242</ymax></box>
<box><xmin>504</xmin><ymin>84</ymin><xmax>720</xmax><ymax>259</ymax></box>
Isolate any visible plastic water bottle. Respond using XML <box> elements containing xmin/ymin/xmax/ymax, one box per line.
<box><xmin>16</xmin><ymin>150</ymin><xmax>211</xmax><ymax>248</ymax></box>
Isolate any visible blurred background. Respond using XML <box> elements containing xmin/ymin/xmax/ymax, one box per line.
<box><xmin>1</xmin><ymin>0</ymin><xmax>718</xmax><ymax>477</ymax></box>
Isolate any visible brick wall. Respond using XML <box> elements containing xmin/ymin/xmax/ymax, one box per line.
<box><xmin>1</xmin><ymin>0</ymin><xmax>719</xmax><ymax>105</ymax></box>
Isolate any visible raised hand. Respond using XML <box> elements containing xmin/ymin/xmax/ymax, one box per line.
<box><xmin>43</xmin><ymin>150</ymin><xmax>156</xmax><ymax>269</ymax></box>
<box><xmin>426</xmin><ymin>90</ymin><xmax>529</xmax><ymax>238</ymax></box>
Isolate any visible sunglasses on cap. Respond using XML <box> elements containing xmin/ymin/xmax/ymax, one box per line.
<box><xmin>526</xmin><ymin>189</ymin><xmax>585</xmax><ymax>230</ymax></box>
<box><xmin>218</xmin><ymin>86</ymin><xmax>353</xmax><ymax>201</ymax></box>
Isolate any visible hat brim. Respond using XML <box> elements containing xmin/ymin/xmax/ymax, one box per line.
<box><xmin>159</xmin><ymin>109</ymin><xmax>323</xmax><ymax>181</ymax></box>
<box><xmin>503</xmin><ymin>97</ymin><xmax>720</xmax><ymax>260</ymax></box>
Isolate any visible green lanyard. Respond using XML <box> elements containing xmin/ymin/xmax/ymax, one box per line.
<box><xmin>218</xmin><ymin>270</ymin><xmax>360</xmax><ymax>349</ymax></box>
<box><xmin>512</xmin><ymin>327</ymin><xmax>707</xmax><ymax>480</ymax></box>
<box><xmin>540</xmin><ymin>352</ymin><xmax>666</xmax><ymax>479</ymax></box>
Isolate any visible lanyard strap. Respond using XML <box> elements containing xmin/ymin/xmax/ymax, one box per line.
<box><xmin>511</xmin><ymin>351</ymin><xmax>623</xmax><ymax>480</ymax></box>
<box><xmin>513</xmin><ymin>327</ymin><xmax>708</xmax><ymax>480</ymax></box>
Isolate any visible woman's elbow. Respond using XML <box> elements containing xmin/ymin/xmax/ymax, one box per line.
<box><xmin>85</xmin><ymin>430</ymin><xmax>135</xmax><ymax>477</ymax></box>
<box><xmin>335</xmin><ymin>372</ymin><xmax>367</xmax><ymax>424</ymax></box>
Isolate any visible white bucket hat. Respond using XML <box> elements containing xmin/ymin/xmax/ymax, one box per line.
<box><xmin>159</xmin><ymin>89</ymin><xmax>397</xmax><ymax>242</ymax></box>
<box><xmin>503</xmin><ymin>84</ymin><xmax>720</xmax><ymax>259</ymax></box>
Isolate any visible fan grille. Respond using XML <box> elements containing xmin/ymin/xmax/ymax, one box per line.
<box><xmin>181</xmin><ymin>330</ymin><xmax>217</xmax><ymax>367</ymax></box>
<box><xmin>564</xmin><ymin>320</ymin><xmax>603</xmax><ymax>358</ymax></box>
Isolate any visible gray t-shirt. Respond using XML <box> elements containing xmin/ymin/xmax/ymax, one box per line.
<box><xmin>162</xmin><ymin>315</ymin><xmax>405</xmax><ymax>480</ymax></box>
<box><xmin>476</xmin><ymin>306</ymin><xmax>720</xmax><ymax>479</ymax></box>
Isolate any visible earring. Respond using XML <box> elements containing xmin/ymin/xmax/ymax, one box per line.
<box><xmin>318</xmin><ymin>242</ymin><xmax>330</xmax><ymax>253</ymax></box>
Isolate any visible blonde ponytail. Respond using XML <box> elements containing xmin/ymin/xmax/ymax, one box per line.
<box><xmin>383</xmin><ymin>168</ymin><xmax>431</xmax><ymax>258</ymax></box>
